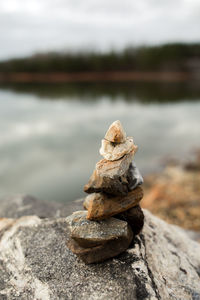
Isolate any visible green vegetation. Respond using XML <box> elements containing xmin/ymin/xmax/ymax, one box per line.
<box><xmin>0</xmin><ymin>43</ymin><xmax>200</xmax><ymax>73</ymax></box>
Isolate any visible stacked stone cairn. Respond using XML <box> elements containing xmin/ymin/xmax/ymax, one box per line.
<box><xmin>66</xmin><ymin>120</ymin><xmax>144</xmax><ymax>264</ymax></box>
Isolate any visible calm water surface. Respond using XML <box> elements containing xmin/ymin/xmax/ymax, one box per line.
<box><xmin>0</xmin><ymin>82</ymin><xmax>200</xmax><ymax>203</ymax></box>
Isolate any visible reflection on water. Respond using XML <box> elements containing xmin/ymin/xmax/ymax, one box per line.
<box><xmin>0</xmin><ymin>82</ymin><xmax>200</xmax><ymax>203</ymax></box>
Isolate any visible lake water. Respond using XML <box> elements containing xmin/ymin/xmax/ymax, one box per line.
<box><xmin>0</xmin><ymin>82</ymin><xmax>200</xmax><ymax>203</ymax></box>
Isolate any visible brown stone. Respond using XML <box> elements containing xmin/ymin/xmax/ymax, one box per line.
<box><xmin>67</xmin><ymin>225</ymin><xmax>133</xmax><ymax>264</ymax></box>
<box><xmin>83</xmin><ymin>197</ymin><xmax>90</xmax><ymax>210</ymax></box>
<box><xmin>84</xmin><ymin>168</ymin><xmax>130</xmax><ymax>196</ymax></box>
<box><xmin>104</xmin><ymin>120</ymin><xmax>126</xmax><ymax>143</ymax></box>
<box><xmin>116</xmin><ymin>205</ymin><xmax>144</xmax><ymax>235</ymax></box>
<box><xmin>86</xmin><ymin>187</ymin><xmax>143</xmax><ymax>221</ymax></box>
<box><xmin>84</xmin><ymin>162</ymin><xmax>143</xmax><ymax>196</ymax></box>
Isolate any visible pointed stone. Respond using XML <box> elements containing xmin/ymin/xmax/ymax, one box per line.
<box><xmin>104</xmin><ymin>120</ymin><xmax>126</xmax><ymax>143</ymax></box>
<box><xmin>86</xmin><ymin>187</ymin><xmax>143</xmax><ymax>221</ymax></box>
<box><xmin>99</xmin><ymin>137</ymin><xmax>137</xmax><ymax>161</ymax></box>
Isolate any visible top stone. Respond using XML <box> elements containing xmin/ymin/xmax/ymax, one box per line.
<box><xmin>104</xmin><ymin>120</ymin><xmax>126</xmax><ymax>143</ymax></box>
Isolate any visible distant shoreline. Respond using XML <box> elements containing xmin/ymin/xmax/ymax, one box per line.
<box><xmin>0</xmin><ymin>71</ymin><xmax>194</xmax><ymax>83</ymax></box>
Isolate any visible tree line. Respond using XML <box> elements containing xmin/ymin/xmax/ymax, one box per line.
<box><xmin>0</xmin><ymin>43</ymin><xmax>200</xmax><ymax>73</ymax></box>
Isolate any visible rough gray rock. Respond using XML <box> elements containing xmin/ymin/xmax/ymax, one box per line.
<box><xmin>0</xmin><ymin>209</ymin><xmax>200</xmax><ymax>300</ymax></box>
<box><xmin>127</xmin><ymin>163</ymin><xmax>144</xmax><ymax>190</ymax></box>
<box><xmin>0</xmin><ymin>194</ymin><xmax>83</xmax><ymax>218</ymax></box>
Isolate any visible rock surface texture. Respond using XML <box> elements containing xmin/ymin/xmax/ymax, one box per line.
<box><xmin>0</xmin><ymin>194</ymin><xmax>83</xmax><ymax>218</ymax></box>
<box><xmin>0</xmin><ymin>209</ymin><xmax>200</xmax><ymax>300</ymax></box>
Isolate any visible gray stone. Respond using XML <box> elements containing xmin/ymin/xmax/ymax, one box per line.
<box><xmin>0</xmin><ymin>209</ymin><xmax>200</xmax><ymax>299</ymax></box>
<box><xmin>66</xmin><ymin>211</ymin><xmax>133</xmax><ymax>248</ymax></box>
<box><xmin>0</xmin><ymin>194</ymin><xmax>83</xmax><ymax>218</ymax></box>
<box><xmin>116</xmin><ymin>205</ymin><xmax>144</xmax><ymax>235</ymax></box>
<box><xmin>127</xmin><ymin>162</ymin><xmax>143</xmax><ymax>190</ymax></box>
<box><xmin>67</xmin><ymin>226</ymin><xmax>133</xmax><ymax>264</ymax></box>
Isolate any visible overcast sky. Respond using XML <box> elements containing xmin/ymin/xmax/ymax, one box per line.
<box><xmin>0</xmin><ymin>0</ymin><xmax>200</xmax><ymax>60</ymax></box>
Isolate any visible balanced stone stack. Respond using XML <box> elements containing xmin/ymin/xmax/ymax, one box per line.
<box><xmin>66</xmin><ymin>121</ymin><xmax>144</xmax><ymax>264</ymax></box>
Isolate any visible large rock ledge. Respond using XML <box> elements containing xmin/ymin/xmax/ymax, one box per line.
<box><xmin>0</xmin><ymin>201</ymin><xmax>200</xmax><ymax>300</ymax></box>
<box><xmin>0</xmin><ymin>194</ymin><xmax>84</xmax><ymax>219</ymax></box>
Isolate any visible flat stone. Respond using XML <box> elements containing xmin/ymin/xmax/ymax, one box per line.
<box><xmin>96</xmin><ymin>150</ymin><xmax>134</xmax><ymax>178</ymax></box>
<box><xmin>86</xmin><ymin>187</ymin><xmax>143</xmax><ymax>220</ymax></box>
<box><xmin>116</xmin><ymin>205</ymin><xmax>144</xmax><ymax>235</ymax></box>
<box><xmin>99</xmin><ymin>137</ymin><xmax>137</xmax><ymax>161</ymax></box>
<box><xmin>84</xmin><ymin>162</ymin><xmax>143</xmax><ymax>196</ymax></box>
<box><xmin>66</xmin><ymin>211</ymin><xmax>133</xmax><ymax>248</ymax></box>
<box><xmin>104</xmin><ymin>120</ymin><xmax>126</xmax><ymax>143</ymax></box>
<box><xmin>67</xmin><ymin>224</ymin><xmax>133</xmax><ymax>264</ymax></box>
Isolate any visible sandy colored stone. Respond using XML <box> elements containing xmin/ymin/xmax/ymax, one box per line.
<box><xmin>67</xmin><ymin>224</ymin><xmax>133</xmax><ymax>264</ymax></box>
<box><xmin>86</xmin><ymin>186</ymin><xmax>143</xmax><ymax>220</ymax></box>
<box><xmin>116</xmin><ymin>205</ymin><xmax>144</xmax><ymax>235</ymax></box>
<box><xmin>96</xmin><ymin>150</ymin><xmax>134</xmax><ymax>178</ymax></box>
<box><xmin>104</xmin><ymin>120</ymin><xmax>126</xmax><ymax>143</ymax></box>
<box><xmin>142</xmin><ymin>164</ymin><xmax>200</xmax><ymax>231</ymax></box>
<box><xmin>83</xmin><ymin>196</ymin><xmax>90</xmax><ymax>210</ymax></box>
<box><xmin>66</xmin><ymin>211</ymin><xmax>132</xmax><ymax>248</ymax></box>
<box><xmin>99</xmin><ymin>137</ymin><xmax>137</xmax><ymax>161</ymax></box>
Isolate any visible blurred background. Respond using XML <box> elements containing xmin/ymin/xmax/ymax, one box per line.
<box><xmin>0</xmin><ymin>0</ymin><xmax>200</xmax><ymax>230</ymax></box>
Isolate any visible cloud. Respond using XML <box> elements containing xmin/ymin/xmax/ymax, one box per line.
<box><xmin>0</xmin><ymin>0</ymin><xmax>200</xmax><ymax>60</ymax></box>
